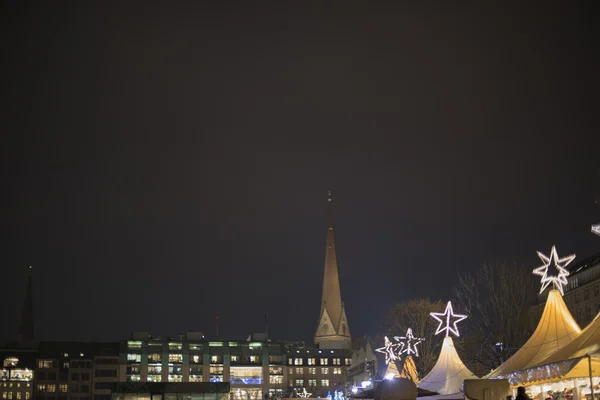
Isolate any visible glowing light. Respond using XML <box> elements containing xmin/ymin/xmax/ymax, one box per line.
<box><xmin>394</xmin><ymin>327</ymin><xmax>424</xmax><ymax>357</ymax></box>
<box><xmin>351</xmin><ymin>387</ymin><xmax>358</xmax><ymax>394</ymax></box>
<box><xmin>375</xmin><ymin>336</ymin><xmax>402</xmax><ymax>364</ymax></box>
<box><xmin>385</xmin><ymin>373</ymin><xmax>395</xmax><ymax>380</ymax></box>
<box><xmin>430</xmin><ymin>301</ymin><xmax>467</xmax><ymax>337</ymax></box>
<box><xmin>297</xmin><ymin>388</ymin><xmax>312</xmax><ymax>398</ymax></box>
<box><xmin>334</xmin><ymin>390</ymin><xmax>344</xmax><ymax>400</ymax></box>
<box><xmin>592</xmin><ymin>224</ymin><xmax>600</xmax><ymax>237</ymax></box>
<box><xmin>360</xmin><ymin>381</ymin><xmax>372</xmax><ymax>388</ymax></box>
<box><xmin>533</xmin><ymin>245</ymin><xmax>575</xmax><ymax>296</ymax></box>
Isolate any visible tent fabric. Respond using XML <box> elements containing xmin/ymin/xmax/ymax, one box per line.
<box><xmin>418</xmin><ymin>336</ymin><xmax>478</xmax><ymax>395</ymax></box>
<box><xmin>399</xmin><ymin>355</ymin><xmax>419</xmax><ymax>383</ymax></box>
<box><xmin>539</xmin><ymin>310</ymin><xmax>600</xmax><ymax>365</ymax></box>
<box><xmin>488</xmin><ymin>290</ymin><xmax>581</xmax><ymax>379</ymax></box>
<box><xmin>496</xmin><ymin>306</ymin><xmax>600</xmax><ymax>387</ymax></box>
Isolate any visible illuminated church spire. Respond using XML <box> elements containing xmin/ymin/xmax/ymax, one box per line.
<box><xmin>314</xmin><ymin>191</ymin><xmax>351</xmax><ymax>349</ymax></box>
<box><xmin>18</xmin><ymin>266</ymin><xmax>34</xmax><ymax>343</ymax></box>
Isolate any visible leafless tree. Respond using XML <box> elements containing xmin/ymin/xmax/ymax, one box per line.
<box><xmin>453</xmin><ymin>260</ymin><xmax>537</xmax><ymax>375</ymax></box>
<box><xmin>381</xmin><ymin>298</ymin><xmax>446</xmax><ymax>377</ymax></box>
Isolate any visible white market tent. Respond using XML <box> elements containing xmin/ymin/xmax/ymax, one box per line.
<box><xmin>487</xmin><ymin>290</ymin><xmax>581</xmax><ymax>380</ymax></box>
<box><xmin>418</xmin><ymin>336</ymin><xmax>478</xmax><ymax>396</ymax></box>
<box><xmin>501</xmin><ymin>308</ymin><xmax>600</xmax><ymax>386</ymax></box>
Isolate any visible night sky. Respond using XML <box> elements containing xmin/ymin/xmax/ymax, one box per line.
<box><xmin>1</xmin><ymin>3</ymin><xmax>599</xmax><ymax>344</ymax></box>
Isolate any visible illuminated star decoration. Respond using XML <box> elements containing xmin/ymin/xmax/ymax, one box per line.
<box><xmin>394</xmin><ymin>327</ymin><xmax>425</xmax><ymax>357</ymax></box>
<box><xmin>375</xmin><ymin>336</ymin><xmax>402</xmax><ymax>364</ymax></box>
<box><xmin>592</xmin><ymin>224</ymin><xmax>600</xmax><ymax>237</ymax></box>
<box><xmin>533</xmin><ymin>245</ymin><xmax>575</xmax><ymax>296</ymax></box>
<box><xmin>296</xmin><ymin>388</ymin><xmax>312</xmax><ymax>398</ymax></box>
<box><xmin>430</xmin><ymin>301</ymin><xmax>467</xmax><ymax>337</ymax></box>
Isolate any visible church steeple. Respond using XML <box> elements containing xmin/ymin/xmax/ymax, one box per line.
<box><xmin>18</xmin><ymin>266</ymin><xmax>34</xmax><ymax>343</ymax></box>
<box><xmin>314</xmin><ymin>191</ymin><xmax>351</xmax><ymax>349</ymax></box>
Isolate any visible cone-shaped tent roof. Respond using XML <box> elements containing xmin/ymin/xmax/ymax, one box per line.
<box><xmin>488</xmin><ymin>290</ymin><xmax>581</xmax><ymax>378</ymax></box>
<box><xmin>418</xmin><ymin>336</ymin><xmax>478</xmax><ymax>395</ymax></box>
<box><xmin>539</xmin><ymin>310</ymin><xmax>600</xmax><ymax>365</ymax></box>
<box><xmin>399</xmin><ymin>355</ymin><xmax>419</xmax><ymax>384</ymax></box>
<box><xmin>499</xmin><ymin>309</ymin><xmax>600</xmax><ymax>387</ymax></box>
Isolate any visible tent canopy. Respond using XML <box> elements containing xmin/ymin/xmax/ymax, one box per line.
<box><xmin>488</xmin><ymin>290</ymin><xmax>581</xmax><ymax>379</ymax></box>
<box><xmin>418</xmin><ymin>336</ymin><xmax>477</xmax><ymax>395</ymax></box>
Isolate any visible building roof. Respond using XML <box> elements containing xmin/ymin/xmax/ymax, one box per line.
<box><xmin>568</xmin><ymin>252</ymin><xmax>600</xmax><ymax>276</ymax></box>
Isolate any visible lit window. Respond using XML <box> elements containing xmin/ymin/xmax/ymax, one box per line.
<box><xmin>127</xmin><ymin>342</ymin><xmax>142</xmax><ymax>351</ymax></box>
<box><xmin>269</xmin><ymin>367</ymin><xmax>282</xmax><ymax>375</ymax></box>
<box><xmin>296</xmin><ymin>379</ymin><xmax>304</xmax><ymax>386</ymax></box>
<box><xmin>25</xmin><ymin>394</ymin><xmax>29</xmax><ymax>400</ymax></box>
<box><xmin>127</xmin><ymin>354</ymin><xmax>141</xmax><ymax>363</ymax></box>
<box><xmin>37</xmin><ymin>384</ymin><xmax>46</xmax><ymax>392</ymax></box>
<box><xmin>269</xmin><ymin>376</ymin><xmax>283</xmax><ymax>385</ymax></box>
<box><xmin>147</xmin><ymin>374</ymin><xmax>162</xmax><ymax>382</ymax></box>
<box><xmin>288</xmin><ymin>359</ymin><xmax>293</xmax><ymax>365</ymax></box>
<box><xmin>309</xmin><ymin>368</ymin><xmax>316</xmax><ymax>375</ymax></box>
<box><xmin>2</xmin><ymin>392</ymin><xmax>6</xmax><ymax>400</ymax></box>
<box><xmin>333</xmin><ymin>368</ymin><xmax>342</xmax><ymax>375</ymax></box>
<box><xmin>295</xmin><ymin>368</ymin><xmax>302</xmax><ymax>375</ymax></box>
<box><xmin>321</xmin><ymin>368</ymin><xmax>329</xmax><ymax>375</ymax></box>
<box><xmin>320</xmin><ymin>359</ymin><xmax>328</xmax><ymax>366</ymax></box>
<box><xmin>192</xmin><ymin>355</ymin><xmax>201</xmax><ymax>364</ymax></box>
<box><xmin>7</xmin><ymin>393</ymin><xmax>12</xmax><ymax>400</ymax></box>
<box><xmin>321</xmin><ymin>379</ymin><xmax>329</xmax><ymax>387</ymax></box>
<box><xmin>59</xmin><ymin>385</ymin><xmax>68</xmax><ymax>393</ymax></box>
<box><xmin>308</xmin><ymin>379</ymin><xmax>316</xmax><ymax>386</ymax></box>
<box><xmin>47</xmin><ymin>385</ymin><xmax>56</xmax><ymax>393</ymax></box>
<box><xmin>294</xmin><ymin>358</ymin><xmax>303</xmax><ymax>366</ymax></box>
<box><xmin>16</xmin><ymin>394</ymin><xmax>21</xmax><ymax>400</ymax></box>
<box><xmin>148</xmin><ymin>353</ymin><xmax>161</xmax><ymax>363</ymax></box>
<box><xmin>38</xmin><ymin>360</ymin><xmax>53</xmax><ymax>369</ymax></box>
<box><xmin>168</xmin><ymin>354</ymin><xmax>182</xmax><ymax>363</ymax></box>
<box><xmin>333</xmin><ymin>358</ymin><xmax>341</xmax><ymax>365</ymax></box>
<box><xmin>210</xmin><ymin>355</ymin><xmax>219</xmax><ymax>364</ymax></box>
<box><xmin>79</xmin><ymin>353</ymin><xmax>84</xmax><ymax>357</ymax></box>
<box><xmin>168</xmin><ymin>343</ymin><xmax>182</xmax><ymax>351</ymax></box>
<box><xmin>345</xmin><ymin>358</ymin><xmax>351</xmax><ymax>365</ymax></box>
<box><xmin>249</xmin><ymin>356</ymin><xmax>260</xmax><ymax>364</ymax></box>
<box><xmin>168</xmin><ymin>375</ymin><xmax>182</xmax><ymax>382</ymax></box>
<box><xmin>3</xmin><ymin>358</ymin><xmax>18</xmax><ymax>367</ymax></box>
<box><xmin>231</xmin><ymin>356</ymin><xmax>238</xmax><ymax>363</ymax></box>
<box><xmin>189</xmin><ymin>375</ymin><xmax>202</xmax><ymax>382</ymax></box>
<box><xmin>307</xmin><ymin>358</ymin><xmax>315</xmax><ymax>365</ymax></box>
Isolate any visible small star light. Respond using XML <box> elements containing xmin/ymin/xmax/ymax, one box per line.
<box><xmin>592</xmin><ymin>224</ymin><xmax>600</xmax><ymax>237</ymax></box>
<box><xmin>375</xmin><ymin>336</ymin><xmax>402</xmax><ymax>364</ymax></box>
<box><xmin>430</xmin><ymin>301</ymin><xmax>467</xmax><ymax>337</ymax></box>
<box><xmin>394</xmin><ymin>327</ymin><xmax>425</xmax><ymax>357</ymax></box>
<box><xmin>533</xmin><ymin>245</ymin><xmax>575</xmax><ymax>295</ymax></box>
<box><xmin>297</xmin><ymin>388</ymin><xmax>312</xmax><ymax>398</ymax></box>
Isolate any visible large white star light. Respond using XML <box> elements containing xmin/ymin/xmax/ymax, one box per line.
<box><xmin>533</xmin><ymin>245</ymin><xmax>575</xmax><ymax>296</ymax></box>
<box><xmin>375</xmin><ymin>336</ymin><xmax>402</xmax><ymax>364</ymax></box>
<box><xmin>394</xmin><ymin>328</ymin><xmax>425</xmax><ymax>357</ymax></box>
<box><xmin>430</xmin><ymin>301</ymin><xmax>467</xmax><ymax>337</ymax></box>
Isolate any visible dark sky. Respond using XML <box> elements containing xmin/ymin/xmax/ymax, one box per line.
<box><xmin>1</xmin><ymin>2</ymin><xmax>599</xmax><ymax>344</ymax></box>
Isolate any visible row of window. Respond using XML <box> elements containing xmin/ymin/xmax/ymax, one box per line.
<box><xmin>1</xmin><ymin>384</ymin><xmax>31</xmax><ymax>388</ymax></box>
<box><xmin>36</xmin><ymin>384</ymin><xmax>68</xmax><ymax>393</ymax></box>
<box><xmin>289</xmin><ymin>358</ymin><xmax>350</xmax><ymax>366</ymax></box>
<box><xmin>289</xmin><ymin>368</ymin><xmax>343</xmax><ymax>375</ymax></box>
<box><xmin>128</xmin><ymin>354</ymin><xmax>264</xmax><ymax>364</ymax></box>
<box><xmin>2</xmin><ymin>392</ymin><xmax>30</xmax><ymax>399</ymax></box>
<box><xmin>37</xmin><ymin>361</ymin><xmax>92</xmax><ymax>370</ymax></box>
<box><xmin>292</xmin><ymin>379</ymin><xmax>330</xmax><ymax>387</ymax></box>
